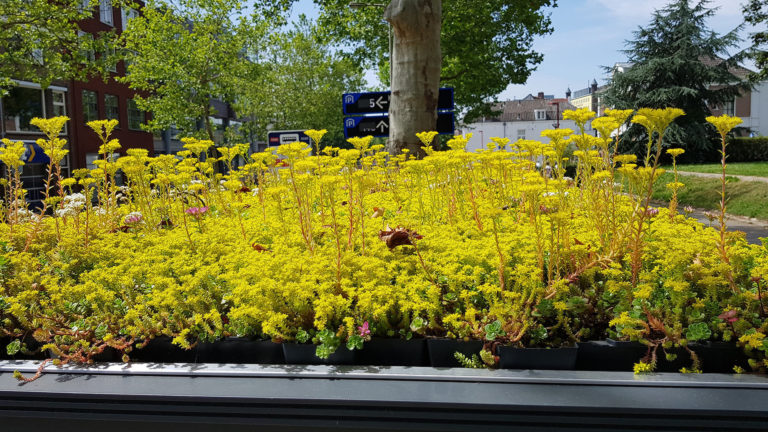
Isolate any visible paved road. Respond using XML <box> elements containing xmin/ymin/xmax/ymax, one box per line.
<box><xmin>665</xmin><ymin>172</ymin><xmax>767</xmax><ymax>244</ymax></box>
<box><xmin>676</xmin><ymin>171</ymin><xmax>768</xmax><ymax>184</ymax></box>
<box><xmin>687</xmin><ymin>209</ymin><xmax>767</xmax><ymax>245</ymax></box>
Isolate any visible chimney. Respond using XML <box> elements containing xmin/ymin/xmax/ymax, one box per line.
<box><xmin>537</xmin><ymin>92</ymin><xmax>545</xmax><ymax>99</ymax></box>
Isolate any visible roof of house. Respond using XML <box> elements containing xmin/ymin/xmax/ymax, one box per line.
<box><xmin>699</xmin><ymin>56</ymin><xmax>754</xmax><ymax>80</ymax></box>
<box><xmin>485</xmin><ymin>98</ymin><xmax>577</xmax><ymax>122</ymax></box>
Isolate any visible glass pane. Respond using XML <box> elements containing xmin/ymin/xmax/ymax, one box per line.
<box><xmin>127</xmin><ymin>98</ymin><xmax>142</xmax><ymax>129</ymax></box>
<box><xmin>2</xmin><ymin>87</ymin><xmax>44</xmax><ymax>132</ymax></box>
<box><xmin>86</xmin><ymin>153</ymin><xmax>99</xmax><ymax>170</ymax></box>
<box><xmin>100</xmin><ymin>0</ymin><xmax>113</xmax><ymax>24</ymax></box>
<box><xmin>82</xmin><ymin>90</ymin><xmax>98</xmax><ymax>122</ymax></box>
<box><xmin>105</xmin><ymin>94</ymin><xmax>119</xmax><ymax>123</ymax></box>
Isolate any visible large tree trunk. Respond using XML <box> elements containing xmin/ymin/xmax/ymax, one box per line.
<box><xmin>384</xmin><ymin>0</ymin><xmax>441</xmax><ymax>156</ymax></box>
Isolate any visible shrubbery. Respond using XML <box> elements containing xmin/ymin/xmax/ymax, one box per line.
<box><xmin>0</xmin><ymin>109</ymin><xmax>767</xmax><ymax>376</ymax></box>
<box><xmin>726</xmin><ymin>137</ymin><xmax>768</xmax><ymax>162</ymax></box>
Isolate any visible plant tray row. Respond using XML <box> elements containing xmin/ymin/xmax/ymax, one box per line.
<box><xmin>0</xmin><ymin>337</ymin><xmax>751</xmax><ymax>373</ymax></box>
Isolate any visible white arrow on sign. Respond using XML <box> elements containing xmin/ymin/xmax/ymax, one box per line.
<box><xmin>375</xmin><ymin>95</ymin><xmax>388</xmax><ymax>110</ymax></box>
<box><xmin>376</xmin><ymin>120</ymin><xmax>388</xmax><ymax>133</ymax></box>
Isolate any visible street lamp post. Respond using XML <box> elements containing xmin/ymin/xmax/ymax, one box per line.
<box><xmin>348</xmin><ymin>2</ymin><xmax>391</xmax><ymax>87</ymax></box>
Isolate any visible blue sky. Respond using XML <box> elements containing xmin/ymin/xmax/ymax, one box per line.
<box><xmin>290</xmin><ymin>0</ymin><xmax>755</xmax><ymax>100</ymax></box>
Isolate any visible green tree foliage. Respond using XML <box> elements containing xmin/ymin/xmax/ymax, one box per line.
<box><xmin>743</xmin><ymin>0</ymin><xmax>768</xmax><ymax>81</ymax></box>
<box><xmin>120</xmin><ymin>0</ymin><xmax>290</xmax><ymax>142</ymax></box>
<box><xmin>0</xmin><ymin>0</ymin><xmax>126</xmax><ymax>94</ymax></box>
<box><xmin>604</xmin><ymin>0</ymin><xmax>749</xmax><ymax>162</ymax></box>
<box><xmin>311</xmin><ymin>0</ymin><xmax>556</xmax><ymax>121</ymax></box>
<box><xmin>235</xmin><ymin>17</ymin><xmax>365</xmax><ymax>147</ymax></box>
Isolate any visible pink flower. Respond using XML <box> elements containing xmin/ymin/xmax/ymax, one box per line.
<box><xmin>357</xmin><ymin>321</ymin><xmax>370</xmax><ymax>338</ymax></box>
<box><xmin>646</xmin><ymin>208</ymin><xmax>659</xmax><ymax>217</ymax></box>
<box><xmin>124</xmin><ymin>213</ymin><xmax>143</xmax><ymax>224</ymax></box>
<box><xmin>718</xmin><ymin>310</ymin><xmax>738</xmax><ymax>323</ymax></box>
<box><xmin>185</xmin><ymin>206</ymin><xmax>209</xmax><ymax>217</ymax></box>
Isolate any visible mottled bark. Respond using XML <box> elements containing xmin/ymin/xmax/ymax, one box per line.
<box><xmin>384</xmin><ymin>0</ymin><xmax>442</xmax><ymax>156</ymax></box>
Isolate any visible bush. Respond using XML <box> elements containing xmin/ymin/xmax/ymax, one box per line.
<box><xmin>727</xmin><ymin>137</ymin><xmax>768</xmax><ymax>162</ymax></box>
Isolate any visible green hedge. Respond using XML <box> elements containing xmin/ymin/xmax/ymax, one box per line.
<box><xmin>726</xmin><ymin>137</ymin><xmax>768</xmax><ymax>162</ymax></box>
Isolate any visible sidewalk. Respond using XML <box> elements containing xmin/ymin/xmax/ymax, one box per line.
<box><xmin>676</xmin><ymin>171</ymin><xmax>768</xmax><ymax>184</ymax></box>
<box><xmin>686</xmin><ymin>208</ymin><xmax>767</xmax><ymax>245</ymax></box>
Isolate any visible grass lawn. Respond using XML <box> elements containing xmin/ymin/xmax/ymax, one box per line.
<box><xmin>651</xmin><ymin>172</ymin><xmax>768</xmax><ymax>220</ymax></box>
<box><xmin>664</xmin><ymin>161</ymin><xmax>768</xmax><ymax>177</ymax></box>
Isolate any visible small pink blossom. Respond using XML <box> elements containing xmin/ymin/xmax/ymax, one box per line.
<box><xmin>357</xmin><ymin>321</ymin><xmax>370</xmax><ymax>338</ymax></box>
<box><xmin>185</xmin><ymin>206</ymin><xmax>209</xmax><ymax>217</ymax></box>
<box><xmin>718</xmin><ymin>309</ymin><xmax>738</xmax><ymax>323</ymax></box>
<box><xmin>646</xmin><ymin>208</ymin><xmax>659</xmax><ymax>217</ymax></box>
<box><xmin>124</xmin><ymin>213</ymin><xmax>143</xmax><ymax>224</ymax></box>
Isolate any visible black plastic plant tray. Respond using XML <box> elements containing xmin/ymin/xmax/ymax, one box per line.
<box><xmin>0</xmin><ymin>361</ymin><xmax>766</xmax><ymax>432</ymax></box>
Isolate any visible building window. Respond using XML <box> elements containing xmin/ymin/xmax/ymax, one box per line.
<box><xmin>31</xmin><ymin>46</ymin><xmax>44</xmax><ymax>65</ymax></box>
<box><xmin>2</xmin><ymin>86</ymin><xmax>45</xmax><ymax>133</ymax></box>
<box><xmin>82</xmin><ymin>90</ymin><xmax>99</xmax><ymax>122</ymax></box>
<box><xmin>99</xmin><ymin>0</ymin><xmax>113</xmax><ymax>26</ymax></box>
<box><xmin>723</xmin><ymin>99</ymin><xmax>735</xmax><ymax>116</ymax></box>
<box><xmin>534</xmin><ymin>109</ymin><xmax>546</xmax><ymax>120</ymax></box>
<box><xmin>105</xmin><ymin>94</ymin><xmax>119</xmax><ymax>124</ymax></box>
<box><xmin>104</xmin><ymin>47</ymin><xmax>117</xmax><ymax>73</ymax></box>
<box><xmin>86</xmin><ymin>153</ymin><xmax>100</xmax><ymax>170</ymax></box>
<box><xmin>124</xmin><ymin>50</ymin><xmax>137</xmax><ymax>75</ymax></box>
<box><xmin>122</xmin><ymin>7</ymin><xmax>140</xmax><ymax>30</ymax></box>
<box><xmin>517</xmin><ymin>129</ymin><xmax>526</xmax><ymax>140</ymax></box>
<box><xmin>80</xmin><ymin>0</ymin><xmax>91</xmax><ymax>13</ymax></box>
<box><xmin>127</xmin><ymin>98</ymin><xmax>143</xmax><ymax>130</ymax></box>
<box><xmin>52</xmin><ymin>91</ymin><xmax>67</xmax><ymax>134</ymax></box>
<box><xmin>79</xmin><ymin>32</ymin><xmax>95</xmax><ymax>63</ymax></box>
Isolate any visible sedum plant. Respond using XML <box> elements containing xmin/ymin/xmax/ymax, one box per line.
<box><xmin>0</xmin><ymin>110</ymin><xmax>765</xmax><ymax>376</ymax></box>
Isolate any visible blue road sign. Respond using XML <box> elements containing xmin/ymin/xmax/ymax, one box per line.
<box><xmin>343</xmin><ymin>87</ymin><xmax>455</xmax><ymax>116</ymax></box>
<box><xmin>344</xmin><ymin>112</ymin><xmax>455</xmax><ymax>139</ymax></box>
<box><xmin>21</xmin><ymin>141</ymin><xmax>50</xmax><ymax>164</ymax></box>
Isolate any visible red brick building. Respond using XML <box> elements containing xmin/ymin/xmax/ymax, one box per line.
<box><xmin>0</xmin><ymin>0</ymin><xmax>152</xmax><ymax>203</ymax></box>
<box><xmin>68</xmin><ymin>0</ymin><xmax>153</xmax><ymax>170</ymax></box>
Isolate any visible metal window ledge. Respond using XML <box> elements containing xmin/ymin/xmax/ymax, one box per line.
<box><xmin>0</xmin><ymin>361</ymin><xmax>766</xmax><ymax>432</ymax></box>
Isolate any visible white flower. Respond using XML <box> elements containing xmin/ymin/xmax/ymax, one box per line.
<box><xmin>56</xmin><ymin>208</ymin><xmax>77</xmax><ymax>218</ymax></box>
<box><xmin>62</xmin><ymin>193</ymin><xmax>86</xmax><ymax>210</ymax></box>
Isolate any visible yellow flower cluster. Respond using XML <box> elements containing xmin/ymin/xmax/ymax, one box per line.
<box><xmin>0</xmin><ymin>109</ymin><xmax>765</xmax><ymax>371</ymax></box>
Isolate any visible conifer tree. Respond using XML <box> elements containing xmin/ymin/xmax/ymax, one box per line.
<box><xmin>604</xmin><ymin>0</ymin><xmax>749</xmax><ymax>162</ymax></box>
<box><xmin>743</xmin><ymin>0</ymin><xmax>768</xmax><ymax>81</ymax></box>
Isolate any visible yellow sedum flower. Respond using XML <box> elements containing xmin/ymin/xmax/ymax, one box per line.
<box><xmin>706</xmin><ymin>114</ymin><xmax>743</xmax><ymax>137</ymax></box>
<box><xmin>0</xmin><ymin>139</ymin><xmax>27</xmax><ymax>168</ymax></box>
<box><xmin>634</xmin><ymin>108</ymin><xmax>685</xmax><ymax>133</ymax></box>
<box><xmin>305</xmin><ymin>129</ymin><xmax>328</xmax><ymax>145</ymax></box>
<box><xmin>416</xmin><ymin>131</ymin><xmax>439</xmax><ymax>146</ymax></box>
<box><xmin>634</xmin><ymin>362</ymin><xmax>654</xmax><ymax>374</ymax></box>
<box><xmin>666</xmin><ymin>148</ymin><xmax>685</xmax><ymax>157</ymax></box>
<box><xmin>563</xmin><ymin>108</ymin><xmax>596</xmax><ymax>129</ymax></box>
<box><xmin>604</xmin><ymin>108</ymin><xmax>634</xmax><ymax>125</ymax></box>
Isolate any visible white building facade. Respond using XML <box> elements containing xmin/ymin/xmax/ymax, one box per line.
<box><xmin>462</xmin><ymin>93</ymin><xmax>578</xmax><ymax>152</ymax></box>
